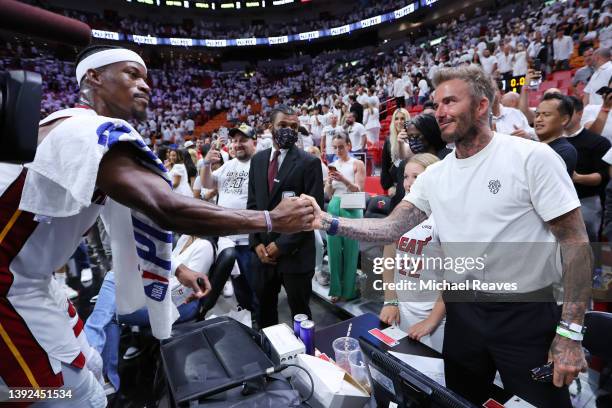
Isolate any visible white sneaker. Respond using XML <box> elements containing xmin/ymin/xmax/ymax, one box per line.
<box><xmin>223</xmin><ymin>281</ymin><xmax>234</xmax><ymax>298</ymax></box>
<box><xmin>315</xmin><ymin>271</ymin><xmax>330</xmax><ymax>286</ymax></box>
<box><xmin>80</xmin><ymin>268</ymin><xmax>93</xmax><ymax>283</ymax></box>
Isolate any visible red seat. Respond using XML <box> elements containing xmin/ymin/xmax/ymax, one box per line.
<box><xmin>552</xmin><ymin>70</ymin><xmax>572</xmax><ymax>81</ymax></box>
<box><xmin>540</xmin><ymin>80</ymin><xmax>559</xmax><ymax>91</ymax></box>
<box><xmin>558</xmin><ymin>78</ymin><xmax>572</xmax><ymax>93</ymax></box>
<box><xmin>364</xmin><ymin>176</ymin><xmax>386</xmax><ymax>196</ymax></box>
<box><xmin>409</xmin><ymin>105</ymin><xmax>424</xmax><ymax>116</ymax></box>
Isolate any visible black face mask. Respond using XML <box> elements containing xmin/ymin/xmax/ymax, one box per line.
<box><xmin>274</xmin><ymin>127</ymin><xmax>298</xmax><ymax>149</ymax></box>
<box><xmin>408</xmin><ymin>136</ymin><xmax>427</xmax><ymax>154</ymax></box>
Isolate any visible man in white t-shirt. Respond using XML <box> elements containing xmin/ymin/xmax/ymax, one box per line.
<box><xmin>581</xmin><ymin>77</ymin><xmax>612</xmax><ymax>141</ymax></box>
<box><xmin>185</xmin><ymin>117</ymin><xmax>195</xmax><ymax>136</ymax></box>
<box><xmin>320</xmin><ymin>113</ymin><xmax>344</xmax><ymax>163</ymax></box>
<box><xmin>305</xmin><ymin>65</ymin><xmax>589</xmax><ymax>407</ymax></box>
<box><xmin>583</xmin><ymin>47</ymin><xmax>612</xmax><ymax>106</ymax></box>
<box><xmin>309</xmin><ymin>107</ymin><xmax>324</xmax><ymax>146</ymax></box>
<box><xmin>393</xmin><ymin>74</ymin><xmax>407</xmax><ymax>108</ymax></box>
<box><xmin>417</xmin><ymin>74</ymin><xmax>430</xmax><ymax>105</ymax></box>
<box><xmin>496</xmin><ymin>44</ymin><xmax>514</xmax><ymax>84</ymax></box>
<box><xmin>357</xmin><ymin>88</ymin><xmax>370</xmax><ymax>106</ymax></box>
<box><xmin>298</xmin><ymin>107</ymin><xmax>311</xmax><ymax>131</ymax></box>
<box><xmin>319</xmin><ymin>104</ymin><xmax>332</xmax><ymax>128</ymax></box>
<box><xmin>343</xmin><ymin>112</ymin><xmax>367</xmax><ymax>157</ymax></box>
<box><xmin>552</xmin><ymin>30</ymin><xmax>574</xmax><ymax>71</ymax></box>
<box><xmin>492</xmin><ymin>85</ymin><xmax>534</xmax><ymax>139</ymax></box>
<box><xmin>200</xmin><ymin>123</ymin><xmax>258</xmax><ymax>313</ymax></box>
<box><xmin>479</xmin><ymin>48</ymin><xmax>498</xmax><ymax>76</ymax></box>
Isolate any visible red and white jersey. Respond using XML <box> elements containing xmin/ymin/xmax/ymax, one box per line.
<box><xmin>394</xmin><ymin>216</ymin><xmax>441</xmax><ymax>311</ymax></box>
<box><xmin>0</xmin><ymin>164</ymin><xmax>103</xmax><ymax>388</ymax></box>
<box><xmin>0</xmin><ymin>108</ymin><xmax>108</xmax><ymax>389</ymax></box>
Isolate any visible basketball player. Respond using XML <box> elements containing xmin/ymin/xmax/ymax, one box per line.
<box><xmin>0</xmin><ymin>45</ymin><xmax>313</xmax><ymax>406</ymax></box>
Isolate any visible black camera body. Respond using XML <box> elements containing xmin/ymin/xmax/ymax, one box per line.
<box><xmin>0</xmin><ymin>70</ymin><xmax>42</xmax><ymax>164</ymax></box>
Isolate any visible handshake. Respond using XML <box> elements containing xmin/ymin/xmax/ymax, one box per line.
<box><xmin>254</xmin><ymin>194</ymin><xmax>325</xmax><ymax>264</ymax></box>
<box><xmin>265</xmin><ymin>194</ymin><xmax>323</xmax><ymax>235</ymax></box>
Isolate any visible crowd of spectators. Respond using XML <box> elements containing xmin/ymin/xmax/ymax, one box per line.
<box><xmin>2</xmin><ymin>0</ymin><xmax>610</xmax><ymax>151</ymax></box>
<box><xmin>29</xmin><ymin>0</ymin><xmax>411</xmax><ymax>39</ymax></box>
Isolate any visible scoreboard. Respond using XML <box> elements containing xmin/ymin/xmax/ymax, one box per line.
<box><xmin>500</xmin><ymin>75</ymin><xmax>527</xmax><ymax>93</ymax></box>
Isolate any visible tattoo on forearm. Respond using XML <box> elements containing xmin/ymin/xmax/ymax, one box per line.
<box><xmin>321</xmin><ymin>201</ymin><xmax>427</xmax><ymax>244</ymax></box>
<box><xmin>548</xmin><ymin>209</ymin><xmax>592</xmax><ymax>325</ymax></box>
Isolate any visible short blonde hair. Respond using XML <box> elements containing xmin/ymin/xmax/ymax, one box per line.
<box><xmin>408</xmin><ymin>153</ymin><xmax>439</xmax><ymax>169</ymax></box>
<box><xmin>432</xmin><ymin>64</ymin><xmax>495</xmax><ymax>116</ymax></box>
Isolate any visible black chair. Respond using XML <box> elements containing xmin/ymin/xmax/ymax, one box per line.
<box><xmin>583</xmin><ymin>310</ymin><xmax>612</xmax><ymax>391</ymax></box>
<box><xmin>584</xmin><ymin>311</ymin><xmax>612</xmax><ymax>363</ymax></box>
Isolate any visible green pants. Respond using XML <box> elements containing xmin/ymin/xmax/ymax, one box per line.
<box><xmin>327</xmin><ymin>195</ymin><xmax>363</xmax><ymax>300</ymax></box>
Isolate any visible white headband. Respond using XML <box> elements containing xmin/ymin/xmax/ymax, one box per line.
<box><xmin>75</xmin><ymin>48</ymin><xmax>147</xmax><ymax>86</ymax></box>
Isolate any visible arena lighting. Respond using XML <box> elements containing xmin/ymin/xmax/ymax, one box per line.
<box><xmin>272</xmin><ymin>0</ymin><xmax>294</xmax><ymax>5</ymax></box>
<box><xmin>95</xmin><ymin>0</ymin><xmax>430</xmax><ymax>48</ymax></box>
<box><xmin>245</xmin><ymin>1</ymin><xmax>260</xmax><ymax>6</ymax></box>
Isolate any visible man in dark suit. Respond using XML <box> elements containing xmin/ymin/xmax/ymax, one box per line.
<box><xmin>247</xmin><ymin>105</ymin><xmax>325</xmax><ymax>328</ymax></box>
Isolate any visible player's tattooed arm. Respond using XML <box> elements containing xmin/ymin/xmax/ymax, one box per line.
<box><xmin>320</xmin><ymin>200</ymin><xmax>427</xmax><ymax>244</ymax></box>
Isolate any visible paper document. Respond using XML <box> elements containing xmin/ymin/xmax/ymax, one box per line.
<box><xmin>388</xmin><ymin>352</ymin><xmax>446</xmax><ymax>387</ymax></box>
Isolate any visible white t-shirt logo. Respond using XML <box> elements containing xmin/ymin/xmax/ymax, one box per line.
<box><xmin>488</xmin><ymin>179</ymin><xmax>501</xmax><ymax>194</ymax></box>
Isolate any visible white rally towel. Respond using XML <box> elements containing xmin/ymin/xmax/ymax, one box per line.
<box><xmin>20</xmin><ymin>107</ymin><xmax>179</xmax><ymax>339</ymax></box>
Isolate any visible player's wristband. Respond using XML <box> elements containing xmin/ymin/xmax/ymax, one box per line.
<box><xmin>556</xmin><ymin>326</ymin><xmax>583</xmax><ymax>341</ymax></box>
<box><xmin>384</xmin><ymin>299</ymin><xmax>399</xmax><ymax>307</ymax></box>
<box><xmin>326</xmin><ymin>216</ymin><xmax>340</xmax><ymax>236</ymax></box>
<box><xmin>263</xmin><ymin>210</ymin><xmax>273</xmax><ymax>233</ymax></box>
<box><xmin>202</xmin><ymin>160</ymin><xmax>212</xmax><ymax>166</ymax></box>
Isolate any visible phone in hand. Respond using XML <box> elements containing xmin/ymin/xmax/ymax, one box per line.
<box><xmin>328</xmin><ymin>165</ymin><xmax>337</xmax><ymax>172</ymax></box>
<box><xmin>530</xmin><ymin>361</ymin><xmax>553</xmax><ymax>382</ymax></box>
<box><xmin>529</xmin><ymin>77</ymin><xmax>542</xmax><ymax>90</ymax></box>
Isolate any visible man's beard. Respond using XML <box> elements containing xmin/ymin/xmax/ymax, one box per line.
<box><xmin>444</xmin><ymin>108</ymin><xmax>479</xmax><ymax>144</ymax></box>
<box><xmin>235</xmin><ymin>150</ymin><xmax>248</xmax><ymax>161</ymax></box>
